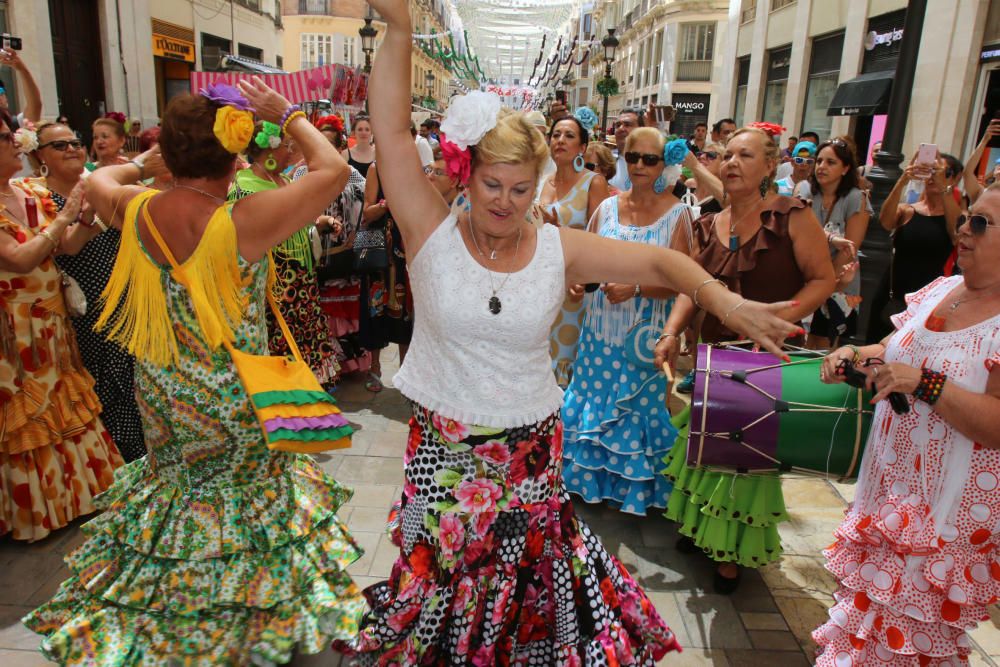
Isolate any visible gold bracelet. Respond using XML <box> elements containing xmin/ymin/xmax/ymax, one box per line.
<box><xmin>281</xmin><ymin>110</ymin><xmax>307</xmax><ymax>135</ymax></box>
<box><xmin>692</xmin><ymin>278</ymin><xmax>725</xmax><ymax>309</ymax></box>
<box><xmin>38</xmin><ymin>227</ymin><xmax>59</xmax><ymax>249</ymax></box>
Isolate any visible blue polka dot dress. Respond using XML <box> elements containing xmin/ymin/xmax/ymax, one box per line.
<box><xmin>562</xmin><ymin>198</ymin><xmax>690</xmax><ymax>516</ymax></box>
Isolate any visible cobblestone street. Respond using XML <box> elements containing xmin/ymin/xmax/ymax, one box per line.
<box><xmin>3</xmin><ymin>347</ymin><xmax>1000</xmax><ymax>666</ymax></box>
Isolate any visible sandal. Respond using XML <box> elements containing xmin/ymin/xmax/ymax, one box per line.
<box><xmin>365</xmin><ymin>372</ymin><xmax>383</xmax><ymax>393</ymax></box>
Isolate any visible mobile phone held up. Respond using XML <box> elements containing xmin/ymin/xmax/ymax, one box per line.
<box><xmin>0</xmin><ymin>35</ymin><xmax>22</xmax><ymax>51</ymax></box>
<box><xmin>913</xmin><ymin>142</ymin><xmax>937</xmax><ymax>180</ymax></box>
<box><xmin>554</xmin><ymin>90</ymin><xmax>567</xmax><ymax>106</ymax></box>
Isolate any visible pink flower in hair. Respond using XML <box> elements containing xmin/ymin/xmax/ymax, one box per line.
<box><xmin>440</xmin><ymin>135</ymin><xmax>471</xmax><ymax>185</ymax></box>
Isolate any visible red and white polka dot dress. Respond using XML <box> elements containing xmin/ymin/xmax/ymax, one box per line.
<box><xmin>814</xmin><ymin>276</ymin><xmax>1000</xmax><ymax>666</ymax></box>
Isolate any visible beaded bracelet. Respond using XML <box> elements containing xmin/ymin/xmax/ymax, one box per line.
<box><xmin>280</xmin><ymin>106</ymin><xmax>305</xmax><ymax>134</ymax></box>
<box><xmin>913</xmin><ymin>368</ymin><xmax>946</xmax><ymax>405</ymax></box>
<box><xmin>692</xmin><ymin>278</ymin><xmax>725</xmax><ymax>309</ymax></box>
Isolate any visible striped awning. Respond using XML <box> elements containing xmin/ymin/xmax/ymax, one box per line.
<box><xmin>190</xmin><ymin>64</ymin><xmax>367</xmax><ymax>105</ymax></box>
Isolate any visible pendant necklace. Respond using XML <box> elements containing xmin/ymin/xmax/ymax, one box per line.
<box><xmin>468</xmin><ymin>216</ymin><xmax>522</xmax><ymax>315</ymax></box>
<box><xmin>726</xmin><ymin>202</ymin><xmax>762</xmax><ymax>252</ymax></box>
<box><xmin>174</xmin><ymin>183</ymin><xmax>226</xmax><ymax>203</ymax></box>
<box><xmin>948</xmin><ymin>284</ymin><xmax>1000</xmax><ymax>312</ymax></box>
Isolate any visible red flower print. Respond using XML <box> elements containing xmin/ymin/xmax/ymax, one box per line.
<box><xmin>439</xmin><ymin>513</ymin><xmax>466</xmax><ymax>560</ymax></box>
<box><xmin>510</xmin><ymin>439</ymin><xmax>550</xmax><ymax>484</ymax></box>
<box><xmin>386</xmin><ymin>601</ymin><xmax>421</xmax><ymax>633</ymax></box>
<box><xmin>407</xmin><ymin>542</ymin><xmax>436</xmax><ymax>579</ymax></box>
<box><xmin>432</xmin><ymin>413</ymin><xmax>470</xmax><ymax>443</ymax></box>
<box><xmin>473</xmin><ymin>440</ymin><xmax>511</xmax><ymax>466</ymax></box>
<box><xmin>454</xmin><ymin>478</ymin><xmax>502</xmax><ymax>513</ymax></box>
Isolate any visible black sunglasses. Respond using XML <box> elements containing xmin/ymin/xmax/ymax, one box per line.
<box><xmin>624</xmin><ymin>151</ymin><xmax>663</xmax><ymax>166</ymax></box>
<box><xmin>957</xmin><ymin>214</ymin><xmax>998</xmax><ymax>235</ymax></box>
<box><xmin>38</xmin><ymin>139</ymin><xmax>84</xmax><ymax>151</ymax></box>
<box><xmin>697</xmin><ymin>151</ymin><xmax>719</xmax><ymax>160</ymax></box>
<box><xmin>584</xmin><ymin>162</ymin><xmax>597</xmax><ymax>171</ymax></box>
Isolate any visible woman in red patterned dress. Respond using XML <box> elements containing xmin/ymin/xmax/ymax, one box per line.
<box><xmin>814</xmin><ymin>185</ymin><xmax>1000</xmax><ymax>665</ymax></box>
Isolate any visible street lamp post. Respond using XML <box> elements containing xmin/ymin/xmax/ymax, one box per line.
<box><xmin>600</xmin><ymin>28</ymin><xmax>619</xmax><ymax>141</ymax></box>
<box><xmin>359</xmin><ymin>11</ymin><xmax>377</xmax><ymax>74</ymax></box>
<box><xmin>425</xmin><ymin>71</ymin><xmax>435</xmax><ymax>109</ymax></box>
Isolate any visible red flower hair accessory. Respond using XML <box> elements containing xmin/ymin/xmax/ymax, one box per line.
<box><xmin>440</xmin><ymin>134</ymin><xmax>471</xmax><ymax>185</ymax></box>
<box><xmin>103</xmin><ymin>111</ymin><xmax>127</xmax><ymax>126</ymax></box>
<box><xmin>315</xmin><ymin>114</ymin><xmax>344</xmax><ymax>134</ymax></box>
<box><xmin>748</xmin><ymin>121</ymin><xmax>787</xmax><ymax>138</ymax></box>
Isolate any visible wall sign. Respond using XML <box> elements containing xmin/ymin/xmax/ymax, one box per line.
<box><xmin>864</xmin><ymin>28</ymin><xmax>903</xmax><ymax>51</ymax></box>
<box><xmin>153</xmin><ymin>33</ymin><xmax>196</xmax><ymax>63</ymax></box>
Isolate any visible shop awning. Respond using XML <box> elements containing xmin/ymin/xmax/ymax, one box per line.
<box><xmin>826</xmin><ymin>71</ymin><xmax>893</xmax><ymax>116</ymax></box>
<box><xmin>222</xmin><ymin>54</ymin><xmax>286</xmax><ymax>75</ymax></box>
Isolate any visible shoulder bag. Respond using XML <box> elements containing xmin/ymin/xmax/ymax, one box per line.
<box><xmin>144</xmin><ymin>209</ymin><xmax>353</xmax><ymax>454</ymax></box>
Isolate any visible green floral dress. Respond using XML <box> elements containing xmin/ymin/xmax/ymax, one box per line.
<box><xmin>23</xmin><ymin>210</ymin><xmax>365</xmax><ymax>665</ymax></box>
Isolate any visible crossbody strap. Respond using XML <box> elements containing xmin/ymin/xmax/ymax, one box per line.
<box><xmin>140</xmin><ymin>200</ymin><xmax>306</xmax><ymax>364</ymax></box>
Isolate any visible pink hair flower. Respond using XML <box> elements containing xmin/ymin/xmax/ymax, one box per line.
<box><xmin>440</xmin><ymin>135</ymin><xmax>471</xmax><ymax>185</ymax></box>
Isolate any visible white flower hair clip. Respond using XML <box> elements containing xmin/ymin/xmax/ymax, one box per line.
<box><xmin>440</xmin><ymin>91</ymin><xmax>502</xmax><ymax>151</ymax></box>
<box><xmin>14</xmin><ymin>127</ymin><xmax>38</xmax><ymax>153</ymax></box>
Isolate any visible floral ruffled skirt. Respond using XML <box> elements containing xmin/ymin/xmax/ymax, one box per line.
<box><xmin>24</xmin><ymin>455</ymin><xmax>366</xmax><ymax>665</ymax></box>
<box><xmin>346</xmin><ymin>405</ymin><xmax>680</xmax><ymax>665</ymax></box>
<box><xmin>662</xmin><ymin>405</ymin><xmax>787</xmax><ymax>567</ymax></box>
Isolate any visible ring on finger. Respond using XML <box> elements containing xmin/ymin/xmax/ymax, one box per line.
<box><xmin>872</xmin><ymin>367</ymin><xmax>880</xmax><ymax>378</ymax></box>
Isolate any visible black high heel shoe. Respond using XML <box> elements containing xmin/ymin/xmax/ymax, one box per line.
<box><xmin>675</xmin><ymin>535</ymin><xmax>699</xmax><ymax>554</ymax></box>
<box><xmin>713</xmin><ymin>565</ymin><xmax>742</xmax><ymax>595</ymax></box>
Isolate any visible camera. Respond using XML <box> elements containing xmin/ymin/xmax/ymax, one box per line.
<box><xmin>1</xmin><ymin>35</ymin><xmax>22</xmax><ymax>51</ymax></box>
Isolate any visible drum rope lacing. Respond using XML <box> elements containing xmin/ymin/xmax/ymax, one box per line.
<box><xmin>690</xmin><ymin>344</ymin><xmax>872</xmax><ymax>480</ymax></box>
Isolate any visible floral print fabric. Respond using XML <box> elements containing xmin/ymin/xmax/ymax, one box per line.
<box><xmin>349</xmin><ymin>404</ymin><xmax>680</xmax><ymax>665</ymax></box>
<box><xmin>24</xmin><ymin>246</ymin><xmax>365</xmax><ymax>664</ymax></box>
<box><xmin>0</xmin><ymin>183</ymin><xmax>123</xmax><ymax>542</ymax></box>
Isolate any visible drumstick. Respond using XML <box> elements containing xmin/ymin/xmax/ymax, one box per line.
<box><xmin>662</xmin><ymin>362</ymin><xmax>674</xmax><ymax>383</ymax></box>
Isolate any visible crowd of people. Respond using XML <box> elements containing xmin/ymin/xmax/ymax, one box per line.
<box><xmin>0</xmin><ymin>0</ymin><xmax>997</xmax><ymax>662</ymax></box>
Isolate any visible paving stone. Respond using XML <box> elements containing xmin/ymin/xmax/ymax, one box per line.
<box><xmin>0</xmin><ymin>606</ymin><xmax>41</xmax><ymax>651</ymax></box>
<box><xmin>724</xmin><ymin>648</ymin><xmax>810</xmax><ymax>667</ymax></box>
<box><xmin>674</xmin><ymin>592</ymin><xmax>751</xmax><ymax>650</ymax></box>
<box><xmin>345</xmin><ymin>531</ymin><xmax>380</xmax><ymax>577</ymax></box>
<box><xmin>0</xmin><ymin>649</ymin><xmax>53</xmax><ymax>666</ymax></box>
<box><xmin>748</xmin><ymin>629</ymin><xmax>801</xmax><ymax>651</ymax></box>
<box><xmin>346</xmin><ymin>506</ymin><xmax>391</xmax><ymax>534</ymax></box>
<box><xmin>368</xmin><ymin>535</ymin><xmax>400</xmax><ymax>579</ymax></box>
<box><xmin>0</xmin><ymin>548</ymin><xmax>67</xmax><ymax>607</ymax></box>
<box><xmin>336</xmin><ymin>456</ymin><xmax>405</xmax><ymax>486</ymax></box>
<box><xmin>343</xmin><ymin>483</ymin><xmax>399</xmax><ymax>510</ymax></box>
<box><xmin>657</xmin><ymin>648</ymin><xmax>729</xmax><ymax>666</ymax></box>
<box><xmin>773</xmin><ymin>595</ymin><xmax>832</xmax><ymax>656</ymax></box>
<box><xmin>644</xmin><ymin>591</ymin><xmax>692</xmax><ymax>648</ymax></box>
<box><xmin>969</xmin><ymin>606</ymin><xmax>1000</xmax><ymax>656</ymax></box>
<box><xmin>777</xmin><ymin>507</ymin><xmax>846</xmax><ymax>557</ymax></box>
<box><xmin>740</xmin><ymin>612</ymin><xmax>788</xmax><ymax>631</ymax></box>
<box><xmin>760</xmin><ymin>555</ymin><xmax>839</xmax><ymax>599</ymax></box>
<box><xmin>781</xmin><ymin>478</ymin><xmax>848</xmax><ymax>511</ymax></box>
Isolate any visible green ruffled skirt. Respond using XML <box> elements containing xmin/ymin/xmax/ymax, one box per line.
<box><xmin>23</xmin><ymin>455</ymin><xmax>366</xmax><ymax>666</ymax></box>
<box><xmin>662</xmin><ymin>405</ymin><xmax>787</xmax><ymax>568</ymax></box>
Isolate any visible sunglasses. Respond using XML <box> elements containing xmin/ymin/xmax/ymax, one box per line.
<box><xmin>793</xmin><ymin>156</ymin><xmax>815</xmax><ymax>165</ymax></box>
<box><xmin>697</xmin><ymin>151</ymin><xmax>719</xmax><ymax>160</ymax></box>
<box><xmin>957</xmin><ymin>214</ymin><xmax>999</xmax><ymax>235</ymax></box>
<box><xmin>624</xmin><ymin>152</ymin><xmax>663</xmax><ymax>166</ymax></box>
<box><xmin>423</xmin><ymin>166</ymin><xmax>447</xmax><ymax>177</ymax></box>
<box><xmin>38</xmin><ymin>139</ymin><xmax>84</xmax><ymax>151</ymax></box>
<box><xmin>584</xmin><ymin>162</ymin><xmax>597</xmax><ymax>171</ymax></box>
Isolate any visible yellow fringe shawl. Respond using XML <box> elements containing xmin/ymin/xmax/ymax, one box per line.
<box><xmin>96</xmin><ymin>190</ymin><xmax>247</xmax><ymax>367</ymax></box>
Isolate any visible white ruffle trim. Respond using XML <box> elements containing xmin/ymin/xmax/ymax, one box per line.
<box><xmin>394</xmin><ymin>377</ymin><xmax>564</xmax><ymax>429</ymax></box>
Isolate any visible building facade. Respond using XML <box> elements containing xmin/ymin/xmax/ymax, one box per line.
<box><xmin>590</xmin><ymin>0</ymin><xmax>730</xmax><ymax>136</ymax></box>
<box><xmin>4</xmin><ymin>0</ymin><xmax>282</xmax><ymax>139</ymax></box>
<box><xmin>722</xmin><ymin>0</ymin><xmax>998</xmax><ymax>163</ymax></box>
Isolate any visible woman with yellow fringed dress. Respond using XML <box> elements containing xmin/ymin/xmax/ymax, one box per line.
<box><xmin>229</xmin><ymin>120</ymin><xmax>343</xmax><ymax>388</ymax></box>
<box><xmin>23</xmin><ymin>81</ymin><xmax>365</xmax><ymax>665</ymax></box>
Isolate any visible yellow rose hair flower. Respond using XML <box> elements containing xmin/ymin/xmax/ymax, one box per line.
<box><xmin>213</xmin><ymin>106</ymin><xmax>254</xmax><ymax>154</ymax></box>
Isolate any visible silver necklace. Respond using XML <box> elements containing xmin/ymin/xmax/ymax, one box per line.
<box><xmin>949</xmin><ymin>284</ymin><xmax>1000</xmax><ymax>312</ymax></box>
<box><xmin>467</xmin><ymin>216</ymin><xmax>522</xmax><ymax>315</ymax></box>
<box><xmin>174</xmin><ymin>183</ymin><xmax>226</xmax><ymax>203</ymax></box>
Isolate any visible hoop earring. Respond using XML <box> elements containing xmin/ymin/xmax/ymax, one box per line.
<box><xmin>573</xmin><ymin>154</ymin><xmax>585</xmax><ymax>173</ymax></box>
<box><xmin>39</xmin><ymin>163</ymin><xmax>49</xmax><ymax>178</ymax></box>
<box><xmin>653</xmin><ymin>174</ymin><xmax>667</xmax><ymax>194</ymax></box>
<box><xmin>265</xmin><ymin>154</ymin><xmax>278</xmax><ymax>171</ymax></box>
<box><xmin>759</xmin><ymin>177</ymin><xmax>771</xmax><ymax>199</ymax></box>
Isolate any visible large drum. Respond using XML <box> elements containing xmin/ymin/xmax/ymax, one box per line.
<box><xmin>686</xmin><ymin>344</ymin><xmax>873</xmax><ymax>480</ymax></box>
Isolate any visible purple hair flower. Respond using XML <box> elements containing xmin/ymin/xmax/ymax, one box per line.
<box><xmin>199</xmin><ymin>83</ymin><xmax>253</xmax><ymax>112</ymax></box>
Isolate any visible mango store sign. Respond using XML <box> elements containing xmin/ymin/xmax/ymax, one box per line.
<box><xmin>864</xmin><ymin>28</ymin><xmax>903</xmax><ymax>51</ymax></box>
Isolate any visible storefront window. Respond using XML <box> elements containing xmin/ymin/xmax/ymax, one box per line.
<box><xmin>734</xmin><ymin>55</ymin><xmax>750</xmax><ymax>127</ymax></box>
<box><xmin>734</xmin><ymin>86</ymin><xmax>748</xmax><ymax>127</ymax></box>
<box><xmin>802</xmin><ymin>31</ymin><xmax>844</xmax><ymax>138</ymax></box>
<box><xmin>761</xmin><ymin>45</ymin><xmax>790</xmax><ymax>126</ymax></box>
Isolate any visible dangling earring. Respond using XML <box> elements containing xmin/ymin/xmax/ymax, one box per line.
<box><xmin>265</xmin><ymin>153</ymin><xmax>278</xmax><ymax>171</ymax></box>
<box><xmin>573</xmin><ymin>154</ymin><xmax>585</xmax><ymax>173</ymax></box>
<box><xmin>39</xmin><ymin>163</ymin><xmax>49</xmax><ymax>178</ymax></box>
<box><xmin>653</xmin><ymin>174</ymin><xmax>667</xmax><ymax>194</ymax></box>
<box><xmin>759</xmin><ymin>177</ymin><xmax>770</xmax><ymax>199</ymax></box>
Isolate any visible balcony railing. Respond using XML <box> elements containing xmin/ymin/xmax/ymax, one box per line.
<box><xmin>676</xmin><ymin>60</ymin><xmax>712</xmax><ymax>82</ymax></box>
<box><xmin>740</xmin><ymin>4</ymin><xmax>756</xmax><ymax>23</ymax></box>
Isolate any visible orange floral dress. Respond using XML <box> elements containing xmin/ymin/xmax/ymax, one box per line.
<box><xmin>0</xmin><ymin>181</ymin><xmax>123</xmax><ymax>542</ymax></box>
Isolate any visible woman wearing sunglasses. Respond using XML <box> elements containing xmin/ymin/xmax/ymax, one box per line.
<box><xmin>22</xmin><ymin>122</ymin><xmax>149</xmax><ymax>463</ymax></box>
<box><xmin>562</xmin><ymin>127</ymin><xmax>693</xmax><ymax>517</ymax></box>
<box><xmin>0</xmin><ymin>113</ymin><xmax>123</xmax><ymax>542</ymax></box>
<box><xmin>655</xmin><ymin>127</ymin><xmax>835</xmax><ymax>593</ymax></box>
<box><xmin>813</xmin><ymin>188</ymin><xmax>1000</xmax><ymax>667</ymax></box>
<box><xmin>539</xmin><ymin>111</ymin><xmax>610</xmax><ymax>387</ymax></box>
<box><xmin>868</xmin><ymin>152</ymin><xmax>963</xmax><ymax>343</ymax></box>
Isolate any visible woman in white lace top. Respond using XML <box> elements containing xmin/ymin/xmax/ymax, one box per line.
<box><xmin>344</xmin><ymin>0</ymin><xmax>802</xmax><ymax>663</ymax></box>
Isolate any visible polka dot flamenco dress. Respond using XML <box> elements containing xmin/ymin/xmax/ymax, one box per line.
<box><xmin>562</xmin><ymin>198</ymin><xmax>687</xmax><ymax>515</ymax></box>
<box><xmin>814</xmin><ymin>276</ymin><xmax>1000</xmax><ymax>666</ymax></box>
